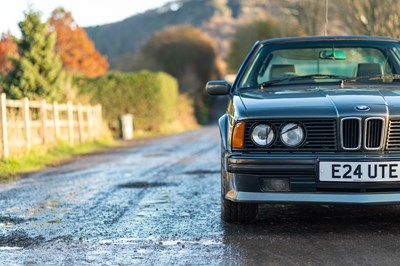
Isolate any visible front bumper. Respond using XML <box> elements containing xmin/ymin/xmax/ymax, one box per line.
<box><xmin>227</xmin><ymin>191</ymin><xmax>400</xmax><ymax>204</ymax></box>
<box><xmin>224</xmin><ymin>153</ymin><xmax>400</xmax><ymax>204</ymax></box>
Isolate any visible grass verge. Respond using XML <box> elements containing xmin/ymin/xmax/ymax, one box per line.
<box><xmin>0</xmin><ymin>138</ymin><xmax>116</xmax><ymax>183</ymax></box>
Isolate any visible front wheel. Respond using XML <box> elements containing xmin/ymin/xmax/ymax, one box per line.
<box><xmin>221</xmin><ymin>195</ymin><xmax>258</xmax><ymax>224</ymax></box>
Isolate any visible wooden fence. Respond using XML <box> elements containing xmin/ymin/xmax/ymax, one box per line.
<box><xmin>0</xmin><ymin>93</ymin><xmax>103</xmax><ymax>158</ymax></box>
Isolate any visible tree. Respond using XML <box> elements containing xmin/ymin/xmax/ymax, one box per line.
<box><xmin>3</xmin><ymin>9</ymin><xmax>64</xmax><ymax>100</ymax></box>
<box><xmin>48</xmin><ymin>8</ymin><xmax>108</xmax><ymax>77</ymax></box>
<box><xmin>0</xmin><ymin>33</ymin><xmax>18</xmax><ymax>76</ymax></box>
<box><xmin>280</xmin><ymin>0</ymin><xmax>329</xmax><ymax>36</ymax></box>
<box><xmin>340</xmin><ymin>0</ymin><xmax>400</xmax><ymax>37</ymax></box>
<box><xmin>136</xmin><ymin>25</ymin><xmax>226</xmax><ymax>123</ymax></box>
<box><xmin>228</xmin><ymin>19</ymin><xmax>304</xmax><ymax>71</ymax></box>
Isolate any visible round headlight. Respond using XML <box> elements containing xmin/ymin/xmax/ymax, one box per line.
<box><xmin>280</xmin><ymin>123</ymin><xmax>305</xmax><ymax>147</ymax></box>
<box><xmin>251</xmin><ymin>124</ymin><xmax>275</xmax><ymax>146</ymax></box>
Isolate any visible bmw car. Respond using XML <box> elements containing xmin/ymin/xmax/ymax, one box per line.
<box><xmin>206</xmin><ymin>36</ymin><xmax>400</xmax><ymax>223</ymax></box>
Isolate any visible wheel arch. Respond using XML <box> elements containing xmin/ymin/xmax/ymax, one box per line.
<box><xmin>218</xmin><ymin>114</ymin><xmax>230</xmax><ymax>151</ymax></box>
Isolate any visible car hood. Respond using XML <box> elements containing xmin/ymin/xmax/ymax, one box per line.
<box><xmin>237</xmin><ymin>86</ymin><xmax>400</xmax><ymax>119</ymax></box>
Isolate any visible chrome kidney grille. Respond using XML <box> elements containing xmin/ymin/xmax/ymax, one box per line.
<box><xmin>341</xmin><ymin>118</ymin><xmax>361</xmax><ymax>150</ymax></box>
<box><xmin>341</xmin><ymin>117</ymin><xmax>385</xmax><ymax>150</ymax></box>
<box><xmin>365</xmin><ymin>118</ymin><xmax>385</xmax><ymax>149</ymax></box>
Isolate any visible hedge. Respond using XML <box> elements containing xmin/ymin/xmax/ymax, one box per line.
<box><xmin>75</xmin><ymin>71</ymin><xmax>180</xmax><ymax>134</ymax></box>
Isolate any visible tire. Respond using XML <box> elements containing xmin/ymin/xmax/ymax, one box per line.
<box><xmin>221</xmin><ymin>195</ymin><xmax>258</xmax><ymax>224</ymax></box>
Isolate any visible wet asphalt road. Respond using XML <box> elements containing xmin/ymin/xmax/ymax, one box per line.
<box><xmin>1</xmin><ymin>126</ymin><xmax>400</xmax><ymax>265</ymax></box>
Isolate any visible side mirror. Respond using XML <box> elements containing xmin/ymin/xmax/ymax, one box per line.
<box><xmin>205</xmin><ymin>80</ymin><xmax>231</xmax><ymax>96</ymax></box>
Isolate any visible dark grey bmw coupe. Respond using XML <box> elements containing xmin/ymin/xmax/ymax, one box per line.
<box><xmin>206</xmin><ymin>36</ymin><xmax>400</xmax><ymax>223</ymax></box>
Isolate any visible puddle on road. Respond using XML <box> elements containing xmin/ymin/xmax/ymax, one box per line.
<box><xmin>0</xmin><ymin>246</ymin><xmax>22</xmax><ymax>250</ymax></box>
<box><xmin>118</xmin><ymin>181</ymin><xmax>174</xmax><ymax>189</ymax></box>
<box><xmin>38</xmin><ymin>201</ymin><xmax>59</xmax><ymax>210</ymax></box>
<box><xmin>142</xmin><ymin>153</ymin><xmax>169</xmax><ymax>158</ymax></box>
<box><xmin>47</xmin><ymin>219</ymin><xmax>62</xmax><ymax>224</ymax></box>
<box><xmin>98</xmin><ymin>238</ymin><xmax>223</xmax><ymax>247</ymax></box>
<box><xmin>25</xmin><ymin>201</ymin><xmax>62</xmax><ymax>217</ymax></box>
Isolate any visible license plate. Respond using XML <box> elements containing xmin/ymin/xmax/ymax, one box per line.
<box><xmin>319</xmin><ymin>161</ymin><xmax>400</xmax><ymax>182</ymax></box>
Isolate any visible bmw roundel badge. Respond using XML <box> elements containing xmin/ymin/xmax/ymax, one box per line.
<box><xmin>355</xmin><ymin>105</ymin><xmax>370</xmax><ymax>111</ymax></box>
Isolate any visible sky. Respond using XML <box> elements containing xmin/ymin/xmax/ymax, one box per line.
<box><xmin>0</xmin><ymin>0</ymin><xmax>171</xmax><ymax>35</ymax></box>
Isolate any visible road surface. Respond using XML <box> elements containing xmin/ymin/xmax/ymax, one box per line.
<box><xmin>1</xmin><ymin>126</ymin><xmax>400</xmax><ymax>265</ymax></box>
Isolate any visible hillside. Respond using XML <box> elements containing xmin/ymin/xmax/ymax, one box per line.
<box><xmin>85</xmin><ymin>0</ymin><xmax>345</xmax><ymax>70</ymax></box>
<box><xmin>85</xmin><ymin>0</ymin><xmax>215</xmax><ymax>68</ymax></box>
<box><xmin>85</xmin><ymin>0</ymin><xmax>280</xmax><ymax>69</ymax></box>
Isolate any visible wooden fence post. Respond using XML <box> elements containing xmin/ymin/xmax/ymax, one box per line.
<box><xmin>97</xmin><ymin>104</ymin><xmax>102</xmax><ymax>138</ymax></box>
<box><xmin>0</xmin><ymin>93</ymin><xmax>8</xmax><ymax>158</ymax></box>
<box><xmin>53</xmin><ymin>102</ymin><xmax>60</xmax><ymax>141</ymax></box>
<box><xmin>78</xmin><ymin>104</ymin><xmax>85</xmax><ymax>143</ymax></box>
<box><xmin>87</xmin><ymin>105</ymin><xmax>94</xmax><ymax>140</ymax></box>
<box><xmin>22</xmin><ymin>97</ymin><xmax>31</xmax><ymax>151</ymax></box>
<box><xmin>67</xmin><ymin>101</ymin><xmax>74</xmax><ymax>144</ymax></box>
<box><xmin>77</xmin><ymin>104</ymin><xmax>84</xmax><ymax>143</ymax></box>
<box><xmin>41</xmin><ymin>99</ymin><xmax>47</xmax><ymax>144</ymax></box>
<box><xmin>93</xmin><ymin>105</ymin><xmax>99</xmax><ymax>138</ymax></box>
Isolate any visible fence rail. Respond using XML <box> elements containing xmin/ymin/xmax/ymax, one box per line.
<box><xmin>0</xmin><ymin>93</ymin><xmax>103</xmax><ymax>158</ymax></box>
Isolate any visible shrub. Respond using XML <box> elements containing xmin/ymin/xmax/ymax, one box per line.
<box><xmin>75</xmin><ymin>71</ymin><xmax>194</xmax><ymax>135</ymax></box>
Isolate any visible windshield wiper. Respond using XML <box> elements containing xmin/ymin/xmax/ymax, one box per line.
<box><xmin>341</xmin><ymin>74</ymin><xmax>400</xmax><ymax>87</ymax></box>
<box><xmin>369</xmin><ymin>74</ymin><xmax>400</xmax><ymax>80</ymax></box>
<box><xmin>258</xmin><ymin>74</ymin><xmax>351</xmax><ymax>89</ymax></box>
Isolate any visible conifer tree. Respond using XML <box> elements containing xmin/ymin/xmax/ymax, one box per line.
<box><xmin>4</xmin><ymin>9</ymin><xmax>64</xmax><ymax>100</ymax></box>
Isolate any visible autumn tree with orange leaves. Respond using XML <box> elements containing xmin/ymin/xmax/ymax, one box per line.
<box><xmin>48</xmin><ymin>8</ymin><xmax>108</xmax><ymax>77</ymax></box>
<box><xmin>0</xmin><ymin>33</ymin><xmax>18</xmax><ymax>76</ymax></box>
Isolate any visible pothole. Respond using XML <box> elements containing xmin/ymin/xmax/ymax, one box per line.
<box><xmin>0</xmin><ymin>216</ymin><xmax>33</xmax><ymax>225</ymax></box>
<box><xmin>118</xmin><ymin>181</ymin><xmax>173</xmax><ymax>189</ymax></box>
<box><xmin>0</xmin><ymin>231</ymin><xmax>44</xmax><ymax>248</ymax></box>
<box><xmin>184</xmin><ymin>170</ymin><xmax>219</xmax><ymax>175</ymax></box>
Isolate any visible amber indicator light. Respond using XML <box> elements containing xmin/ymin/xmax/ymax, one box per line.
<box><xmin>232</xmin><ymin>122</ymin><xmax>245</xmax><ymax>149</ymax></box>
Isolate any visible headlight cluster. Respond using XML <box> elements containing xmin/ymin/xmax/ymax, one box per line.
<box><xmin>251</xmin><ymin>124</ymin><xmax>275</xmax><ymax>146</ymax></box>
<box><xmin>251</xmin><ymin>122</ymin><xmax>305</xmax><ymax>147</ymax></box>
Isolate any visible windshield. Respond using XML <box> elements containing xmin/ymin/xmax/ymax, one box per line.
<box><xmin>238</xmin><ymin>41</ymin><xmax>400</xmax><ymax>89</ymax></box>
